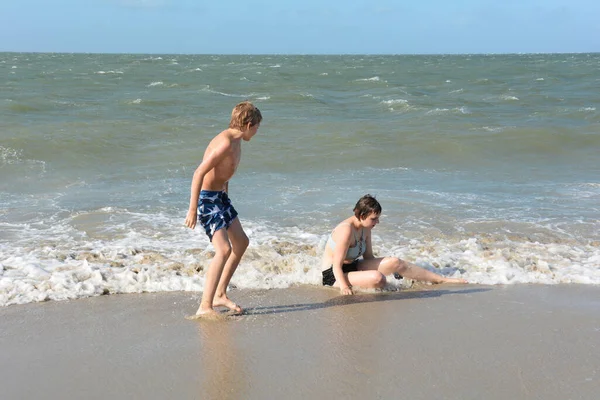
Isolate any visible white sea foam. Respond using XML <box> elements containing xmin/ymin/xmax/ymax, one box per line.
<box><xmin>426</xmin><ymin>107</ymin><xmax>470</xmax><ymax>115</ymax></box>
<box><xmin>202</xmin><ymin>87</ymin><xmax>255</xmax><ymax>98</ymax></box>
<box><xmin>356</xmin><ymin>76</ymin><xmax>381</xmax><ymax>82</ymax></box>
<box><xmin>147</xmin><ymin>81</ymin><xmax>164</xmax><ymax>87</ymax></box>
<box><xmin>480</xmin><ymin>126</ymin><xmax>506</xmax><ymax>133</ymax></box>
<box><xmin>381</xmin><ymin>99</ymin><xmax>410</xmax><ymax>112</ymax></box>
<box><xmin>381</xmin><ymin>99</ymin><xmax>408</xmax><ymax>106</ymax></box>
<box><xmin>0</xmin><ymin>146</ymin><xmax>46</xmax><ymax>170</ymax></box>
<box><xmin>0</xmin><ymin>146</ymin><xmax>20</xmax><ymax>164</ymax></box>
<box><xmin>1</xmin><ymin>210</ymin><xmax>599</xmax><ymax>307</ymax></box>
<box><xmin>501</xmin><ymin>95</ymin><xmax>520</xmax><ymax>101</ymax></box>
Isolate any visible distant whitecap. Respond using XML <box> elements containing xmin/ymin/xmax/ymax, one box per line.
<box><xmin>356</xmin><ymin>76</ymin><xmax>380</xmax><ymax>82</ymax></box>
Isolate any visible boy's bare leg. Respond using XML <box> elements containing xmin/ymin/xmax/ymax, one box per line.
<box><xmin>213</xmin><ymin>218</ymin><xmax>248</xmax><ymax>314</ymax></box>
<box><xmin>196</xmin><ymin>229</ymin><xmax>232</xmax><ymax>316</ymax></box>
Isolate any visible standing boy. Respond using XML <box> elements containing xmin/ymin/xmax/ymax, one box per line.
<box><xmin>185</xmin><ymin>101</ymin><xmax>262</xmax><ymax>319</ymax></box>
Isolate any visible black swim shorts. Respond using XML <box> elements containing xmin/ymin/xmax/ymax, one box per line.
<box><xmin>322</xmin><ymin>260</ymin><xmax>359</xmax><ymax>286</ymax></box>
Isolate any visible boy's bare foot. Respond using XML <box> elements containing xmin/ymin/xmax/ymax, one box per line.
<box><xmin>213</xmin><ymin>295</ymin><xmax>243</xmax><ymax>315</ymax></box>
<box><xmin>440</xmin><ymin>277</ymin><xmax>468</xmax><ymax>284</ymax></box>
<box><xmin>185</xmin><ymin>309</ymin><xmax>225</xmax><ymax>321</ymax></box>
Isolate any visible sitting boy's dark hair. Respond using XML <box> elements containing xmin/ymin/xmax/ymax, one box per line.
<box><xmin>353</xmin><ymin>194</ymin><xmax>382</xmax><ymax>220</ymax></box>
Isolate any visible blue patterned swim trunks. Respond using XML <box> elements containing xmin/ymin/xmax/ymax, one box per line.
<box><xmin>198</xmin><ymin>190</ymin><xmax>239</xmax><ymax>241</ymax></box>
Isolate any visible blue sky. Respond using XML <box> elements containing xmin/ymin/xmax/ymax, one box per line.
<box><xmin>1</xmin><ymin>0</ymin><xmax>599</xmax><ymax>54</ymax></box>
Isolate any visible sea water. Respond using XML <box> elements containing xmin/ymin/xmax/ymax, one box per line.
<box><xmin>1</xmin><ymin>53</ymin><xmax>599</xmax><ymax>306</ymax></box>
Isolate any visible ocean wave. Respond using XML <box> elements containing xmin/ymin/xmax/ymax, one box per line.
<box><xmin>0</xmin><ymin>145</ymin><xmax>46</xmax><ymax>169</ymax></box>
<box><xmin>425</xmin><ymin>106</ymin><xmax>471</xmax><ymax>115</ymax></box>
<box><xmin>381</xmin><ymin>99</ymin><xmax>408</xmax><ymax>106</ymax></box>
<box><xmin>0</xmin><ymin>146</ymin><xmax>21</xmax><ymax>164</ymax></box>
<box><xmin>480</xmin><ymin>126</ymin><xmax>508</xmax><ymax>133</ymax></box>
<box><xmin>356</xmin><ymin>76</ymin><xmax>382</xmax><ymax>82</ymax></box>
<box><xmin>1</xmin><ymin>214</ymin><xmax>599</xmax><ymax>307</ymax></box>
<box><xmin>201</xmin><ymin>86</ymin><xmax>256</xmax><ymax>98</ymax></box>
<box><xmin>380</xmin><ymin>98</ymin><xmax>411</xmax><ymax>112</ymax></box>
<box><xmin>7</xmin><ymin>103</ymin><xmax>43</xmax><ymax>113</ymax></box>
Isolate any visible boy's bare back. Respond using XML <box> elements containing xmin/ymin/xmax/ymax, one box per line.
<box><xmin>200</xmin><ymin>129</ymin><xmax>243</xmax><ymax>192</ymax></box>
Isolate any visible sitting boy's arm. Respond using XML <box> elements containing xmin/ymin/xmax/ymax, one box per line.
<box><xmin>362</xmin><ymin>233</ymin><xmax>375</xmax><ymax>259</ymax></box>
<box><xmin>331</xmin><ymin>226</ymin><xmax>354</xmax><ymax>295</ymax></box>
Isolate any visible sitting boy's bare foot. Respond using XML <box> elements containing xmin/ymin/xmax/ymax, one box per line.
<box><xmin>185</xmin><ymin>309</ymin><xmax>225</xmax><ymax>321</ymax></box>
<box><xmin>213</xmin><ymin>296</ymin><xmax>243</xmax><ymax>315</ymax></box>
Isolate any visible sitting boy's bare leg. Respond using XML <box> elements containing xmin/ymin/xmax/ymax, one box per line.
<box><xmin>373</xmin><ymin>257</ymin><xmax>467</xmax><ymax>284</ymax></box>
<box><xmin>196</xmin><ymin>230</ymin><xmax>232</xmax><ymax>316</ymax></box>
<box><xmin>392</xmin><ymin>259</ymin><xmax>468</xmax><ymax>284</ymax></box>
<box><xmin>213</xmin><ymin>219</ymin><xmax>248</xmax><ymax>314</ymax></box>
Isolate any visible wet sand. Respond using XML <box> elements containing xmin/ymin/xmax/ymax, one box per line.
<box><xmin>1</xmin><ymin>284</ymin><xmax>599</xmax><ymax>400</ymax></box>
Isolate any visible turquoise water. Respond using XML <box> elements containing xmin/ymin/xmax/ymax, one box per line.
<box><xmin>1</xmin><ymin>53</ymin><xmax>599</xmax><ymax>305</ymax></box>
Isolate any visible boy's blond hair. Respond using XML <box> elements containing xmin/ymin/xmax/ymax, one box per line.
<box><xmin>229</xmin><ymin>101</ymin><xmax>262</xmax><ymax>130</ymax></box>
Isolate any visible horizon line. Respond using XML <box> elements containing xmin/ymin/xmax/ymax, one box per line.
<box><xmin>2</xmin><ymin>50</ymin><xmax>599</xmax><ymax>57</ymax></box>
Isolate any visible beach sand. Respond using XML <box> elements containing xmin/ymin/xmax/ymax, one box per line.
<box><xmin>1</xmin><ymin>284</ymin><xmax>598</xmax><ymax>400</ymax></box>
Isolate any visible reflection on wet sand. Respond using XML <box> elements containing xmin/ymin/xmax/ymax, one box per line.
<box><xmin>195</xmin><ymin>319</ymin><xmax>250</xmax><ymax>400</ymax></box>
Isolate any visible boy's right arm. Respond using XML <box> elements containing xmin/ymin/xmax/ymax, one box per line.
<box><xmin>185</xmin><ymin>164</ymin><xmax>207</xmax><ymax>229</ymax></box>
<box><xmin>185</xmin><ymin>139</ymin><xmax>230</xmax><ymax>229</ymax></box>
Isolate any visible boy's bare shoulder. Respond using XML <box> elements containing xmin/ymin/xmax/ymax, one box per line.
<box><xmin>209</xmin><ymin>129</ymin><xmax>234</xmax><ymax>148</ymax></box>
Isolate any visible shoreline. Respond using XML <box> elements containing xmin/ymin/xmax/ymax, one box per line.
<box><xmin>1</xmin><ymin>284</ymin><xmax>599</xmax><ymax>399</ymax></box>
